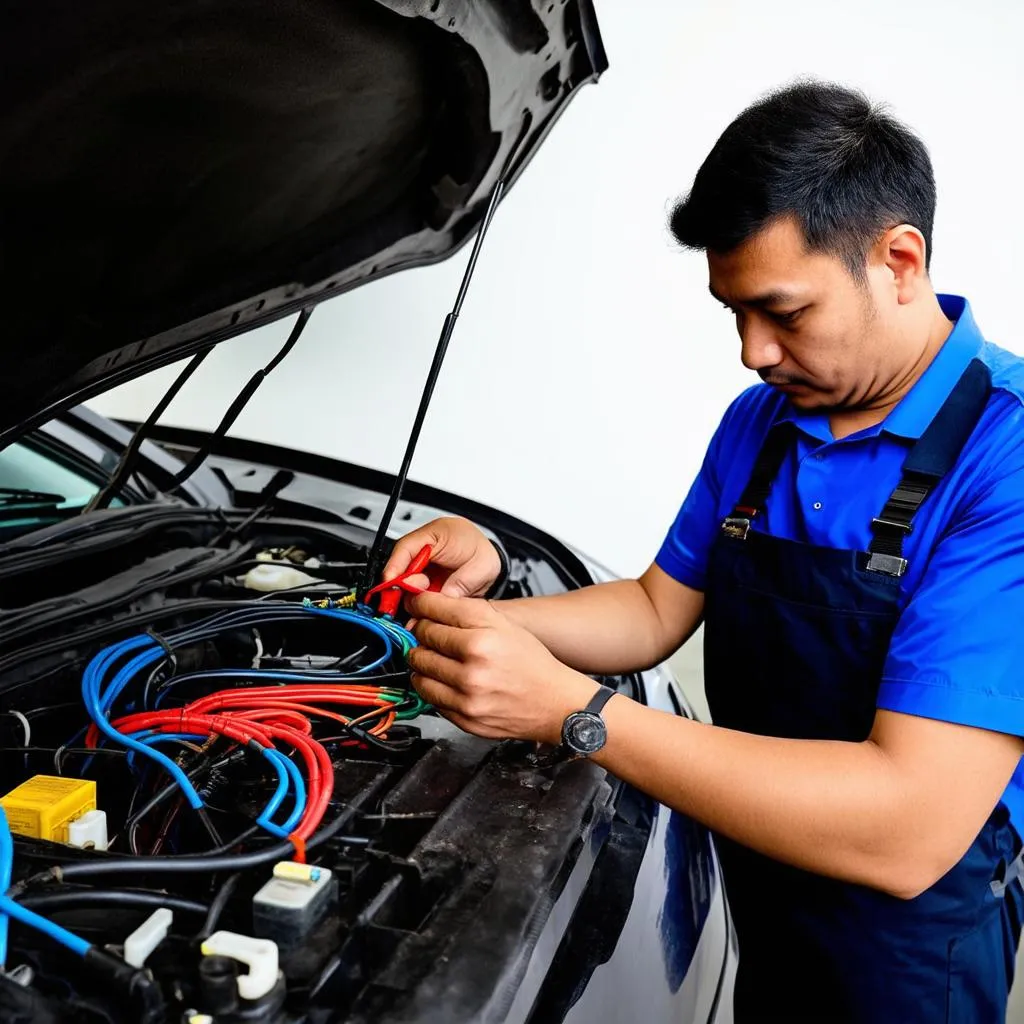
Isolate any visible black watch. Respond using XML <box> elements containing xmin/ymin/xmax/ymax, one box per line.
<box><xmin>561</xmin><ymin>685</ymin><xmax>616</xmax><ymax>758</ymax></box>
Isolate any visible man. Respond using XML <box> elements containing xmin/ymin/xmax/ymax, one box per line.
<box><xmin>384</xmin><ymin>82</ymin><xmax>1024</xmax><ymax>1022</ymax></box>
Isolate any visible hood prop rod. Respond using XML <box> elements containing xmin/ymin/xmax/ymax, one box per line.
<box><xmin>359</xmin><ymin>174</ymin><xmax>507</xmax><ymax>597</ymax></box>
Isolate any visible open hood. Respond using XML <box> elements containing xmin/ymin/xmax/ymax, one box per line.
<box><xmin>0</xmin><ymin>0</ymin><xmax>606</xmax><ymax>446</ymax></box>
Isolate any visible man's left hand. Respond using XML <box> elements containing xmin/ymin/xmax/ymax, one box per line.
<box><xmin>405</xmin><ymin>591</ymin><xmax>598</xmax><ymax>744</ymax></box>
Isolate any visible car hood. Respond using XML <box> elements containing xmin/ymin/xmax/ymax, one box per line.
<box><xmin>0</xmin><ymin>0</ymin><xmax>606</xmax><ymax>447</ymax></box>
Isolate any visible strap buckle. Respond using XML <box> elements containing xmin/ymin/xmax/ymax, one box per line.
<box><xmin>721</xmin><ymin>517</ymin><xmax>751</xmax><ymax>541</ymax></box>
<box><xmin>866</xmin><ymin>552</ymin><xmax>908</xmax><ymax>577</ymax></box>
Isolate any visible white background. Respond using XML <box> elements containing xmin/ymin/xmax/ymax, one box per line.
<box><xmin>89</xmin><ymin>0</ymin><xmax>1024</xmax><ymax>578</ymax></box>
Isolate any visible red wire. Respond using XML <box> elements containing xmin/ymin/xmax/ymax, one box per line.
<box><xmin>88</xmin><ymin>682</ymin><xmax>404</xmax><ymax>841</ymax></box>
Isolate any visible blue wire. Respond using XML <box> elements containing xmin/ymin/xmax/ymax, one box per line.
<box><xmin>0</xmin><ymin>894</ymin><xmax>91</xmax><ymax>958</ymax></box>
<box><xmin>82</xmin><ymin>638</ymin><xmax>203</xmax><ymax>807</ymax></box>
<box><xmin>256</xmin><ymin>748</ymin><xmax>290</xmax><ymax>825</ymax></box>
<box><xmin>265</xmin><ymin>748</ymin><xmax>306</xmax><ymax>834</ymax></box>
<box><xmin>0</xmin><ymin>808</ymin><xmax>13</xmax><ymax>966</ymax></box>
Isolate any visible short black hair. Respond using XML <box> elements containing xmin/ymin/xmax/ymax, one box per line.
<box><xmin>670</xmin><ymin>81</ymin><xmax>936</xmax><ymax>275</ymax></box>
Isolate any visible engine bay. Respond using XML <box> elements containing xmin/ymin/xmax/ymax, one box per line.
<box><xmin>0</xmin><ymin>507</ymin><xmax>615</xmax><ymax>1023</ymax></box>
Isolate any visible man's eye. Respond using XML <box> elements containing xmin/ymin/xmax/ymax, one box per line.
<box><xmin>774</xmin><ymin>308</ymin><xmax>805</xmax><ymax>325</ymax></box>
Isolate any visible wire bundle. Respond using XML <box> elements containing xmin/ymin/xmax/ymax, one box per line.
<box><xmin>80</xmin><ymin>603</ymin><xmax>423</xmax><ymax>856</ymax></box>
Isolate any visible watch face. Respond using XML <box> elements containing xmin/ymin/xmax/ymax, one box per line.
<box><xmin>564</xmin><ymin>712</ymin><xmax>607</xmax><ymax>756</ymax></box>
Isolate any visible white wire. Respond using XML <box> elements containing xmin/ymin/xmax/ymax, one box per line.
<box><xmin>7</xmin><ymin>711</ymin><xmax>30</xmax><ymax>747</ymax></box>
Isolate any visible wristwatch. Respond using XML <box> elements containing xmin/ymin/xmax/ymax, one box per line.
<box><xmin>561</xmin><ymin>685</ymin><xmax>616</xmax><ymax>758</ymax></box>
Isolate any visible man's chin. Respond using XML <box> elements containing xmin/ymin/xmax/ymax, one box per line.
<box><xmin>773</xmin><ymin>384</ymin><xmax>834</xmax><ymax>411</ymax></box>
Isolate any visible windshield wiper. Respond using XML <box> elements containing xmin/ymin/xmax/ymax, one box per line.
<box><xmin>0</xmin><ymin>487</ymin><xmax>67</xmax><ymax>506</ymax></box>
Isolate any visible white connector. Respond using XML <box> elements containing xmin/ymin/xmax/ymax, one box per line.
<box><xmin>123</xmin><ymin>908</ymin><xmax>173</xmax><ymax>968</ymax></box>
<box><xmin>67</xmin><ymin>810</ymin><xmax>108</xmax><ymax>851</ymax></box>
<box><xmin>201</xmin><ymin>931</ymin><xmax>280</xmax><ymax>1001</ymax></box>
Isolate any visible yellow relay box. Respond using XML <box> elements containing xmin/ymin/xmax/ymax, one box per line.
<box><xmin>0</xmin><ymin>775</ymin><xmax>96</xmax><ymax>843</ymax></box>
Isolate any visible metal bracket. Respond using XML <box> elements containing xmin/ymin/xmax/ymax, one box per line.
<box><xmin>721</xmin><ymin>517</ymin><xmax>751</xmax><ymax>541</ymax></box>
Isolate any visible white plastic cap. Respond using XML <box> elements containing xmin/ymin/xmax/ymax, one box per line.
<box><xmin>67</xmin><ymin>810</ymin><xmax>108</xmax><ymax>851</ymax></box>
<box><xmin>201</xmin><ymin>931</ymin><xmax>280</xmax><ymax>1001</ymax></box>
<box><xmin>124</xmin><ymin>908</ymin><xmax>173</xmax><ymax>968</ymax></box>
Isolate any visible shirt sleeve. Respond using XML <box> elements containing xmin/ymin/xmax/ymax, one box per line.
<box><xmin>877</xmin><ymin>433</ymin><xmax>1024</xmax><ymax>738</ymax></box>
<box><xmin>655</xmin><ymin>387</ymin><xmax>765</xmax><ymax>590</ymax></box>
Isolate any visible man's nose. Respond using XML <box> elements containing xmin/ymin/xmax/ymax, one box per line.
<box><xmin>739</xmin><ymin>319</ymin><xmax>784</xmax><ymax>372</ymax></box>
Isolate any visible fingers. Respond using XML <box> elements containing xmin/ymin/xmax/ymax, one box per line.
<box><xmin>382</xmin><ymin>518</ymin><xmax>499</xmax><ymax>597</ymax></box>
<box><xmin>407</xmin><ymin>645</ymin><xmax>464</xmax><ymax>687</ymax></box>
<box><xmin>408</xmin><ymin>673</ymin><xmax>502</xmax><ymax>739</ymax></box>
<box><xmin>382</xmin><ymin>527</ymin><xmax>441</xmax><ymax>581</ymax></box>
<box><xmin>411</xmin><ymin>619</ymin><xmax>471</xmax><ymax>659</ymax></box>
<box><xmin>406</xmin><ymin>591</ymin><xmax>494</xmax><ymax>628</ymax></box>
<box><xmin>439</xmin><ymin>563</ymin><xmax>494</xmax><ymax>598</ymax></box>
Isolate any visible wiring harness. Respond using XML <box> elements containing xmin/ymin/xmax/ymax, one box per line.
<box><xmin>78</xmin><ymin>601</ymin><xmax>423</xmax><ymax>857</ymax></box>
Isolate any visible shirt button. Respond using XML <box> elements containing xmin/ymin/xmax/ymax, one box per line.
<box><xmin>813</xmin><ymin>502</ymin><xmax>823</xmax><ymax>510</ymax></box>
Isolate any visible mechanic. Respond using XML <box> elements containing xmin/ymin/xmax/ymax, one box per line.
<box><xmin>384</xmin><ymin>82</ymin><xmax>1024</xmax><ymax>1023</ymax></box>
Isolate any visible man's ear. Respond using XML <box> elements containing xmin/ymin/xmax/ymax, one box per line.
<box><xmin>875</xmin><ymin>224</ymin><xmax>928</xmax><ymax>304</ymax></box>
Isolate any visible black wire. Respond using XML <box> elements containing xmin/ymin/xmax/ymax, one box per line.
<box><xmin>359</xmin><ymin>176</ymin><xmax>507</xmax><ymax>595</ymax></box>
<box><xmin>86</xmin><ymin>347</ymin><xmax>214</xmax><ymax>512</ymax></box>
<box><xmin>202</xmin><ymin>824</ymin><xmax>261</xmax><ymax>855</ymax></box>
<box><xmin>20</xmin><ymin>890</ymin><xmax>208</xmax><ymax>916</ymax></box>
<box><xmin>57</xmin><ymin>804</ymin><xmax>369</xmax><ymax>880</ymax></box>
<box><xmin>168</xmin><ymin>309</ymin><xmax>313</xmax><ymax>492</ymax></box>
<box><xmin>196</xmin><ymin>807</ymin><xmax>223</xmax><ymax>848</ymax></box>
<box><xmin>196</xmin><ymin>873</ymin><xmax>241</xmax><ymax>940</ymax></box>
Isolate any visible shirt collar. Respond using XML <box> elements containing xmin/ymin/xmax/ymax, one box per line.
<box><xmin>778</xmin><ymin>294</ymin><xmax>984</xmax><ymax>442</ymax></box>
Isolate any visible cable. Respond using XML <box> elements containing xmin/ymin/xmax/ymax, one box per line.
<box><xmin>360</xmin><ymin>175</ymin><xmax>508</xmax><ymax>594</ymax></box>
<box><xmin>0</xmin><ymin>808</ymin><xmax>12</xmax><ymax>966</ymax></box>
<box><xmin>168</xmin><ymin>309</ymin><xmax>313</xmax><ymax>492</ymax></box>
<box><xmin>86</xmin><ymin>347</ymin><xmax>213</xmax><ymax>512</ymax></box>
<box><xmin>19</xmin><ymin>890</ymin><xmax>208</xmax><ymax>916</ymax></box>
<box><xmin>197</xmin><ymin>874</ymin><xmax>241</xmax><ymax>940</ymax></box>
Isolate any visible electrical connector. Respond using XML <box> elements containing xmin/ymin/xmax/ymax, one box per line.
<box><xmin>67</xmin><ymin>809</ymin><xmax>108</xmax><ymax>851</ymax></box>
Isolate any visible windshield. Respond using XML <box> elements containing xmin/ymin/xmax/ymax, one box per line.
<box><xmin>0</xmin><ymin>441</ymin><xmax>123</xmax><ymax>531</ymax></box>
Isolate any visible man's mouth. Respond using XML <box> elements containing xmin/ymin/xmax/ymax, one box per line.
<box><xmin>761</xmin><ymin>375</ymin><xmax>812</xmax><ymax>390</ymax></box>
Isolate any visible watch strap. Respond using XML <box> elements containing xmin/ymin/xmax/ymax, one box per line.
<box><xmin>583</xmin><ymin>684</ymin><xmax>615</xmax><ymax>717</ymax></box>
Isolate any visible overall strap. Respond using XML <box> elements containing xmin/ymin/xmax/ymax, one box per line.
<box><xmin>867</xmin><ymin>358</ymin><xmax>992</xmax><ymax>577</ymax></box>
<box><xmin>721</xmin><ymin>423</ymin><xmax>794</xmax><ymax>540</ymax></box>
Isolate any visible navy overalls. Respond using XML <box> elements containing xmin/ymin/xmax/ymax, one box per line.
<box><xmin>703</xmin><ymin>359</ymin><xmax>1024</xmax><ymax>1022</ymax></box>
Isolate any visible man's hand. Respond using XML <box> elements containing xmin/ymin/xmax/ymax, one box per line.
<box><xmin>406</xmin><ymin>591</ymin><xmax>599</xmax><ymax>744</ymax></box>
<box><xmin>383</xmin><ymin>517</ymin><xmax>500</xmax><ymax>598</ymax></box>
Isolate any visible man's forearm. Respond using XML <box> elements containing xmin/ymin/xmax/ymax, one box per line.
<box><xmin>494</xmin><ymin>580</ymin><xmax>679</xmax><ymax>675</ymax></box>
<box><xmin>592</xmin><ymin>697</ymin><xmax>972</xmax><ymax>899</ymax></box>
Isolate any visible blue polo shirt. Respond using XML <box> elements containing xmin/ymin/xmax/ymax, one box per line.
<box><xmin>657</xmin><ymin>295</ymin><xmax>1024</xmax><ymax>827</ymax></box>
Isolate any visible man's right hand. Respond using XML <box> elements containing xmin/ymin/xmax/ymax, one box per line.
<box><xmin>382</xmin><ymin>517</ymin><xmax>501</xmax><ymax>598</ymax></box>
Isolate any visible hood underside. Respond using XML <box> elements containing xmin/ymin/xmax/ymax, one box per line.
<box><xmin>0</xmin><ymin>0</ymin><xmax>606</xmax><ymax>446</ymax></box>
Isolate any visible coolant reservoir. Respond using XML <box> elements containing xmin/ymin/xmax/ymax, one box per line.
<box><xmin>243</xmin><ymin>564</ymin><xmax>321</xmax><ymax>593</ymax></box>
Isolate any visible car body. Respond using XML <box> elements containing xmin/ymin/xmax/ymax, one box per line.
<box><xmin>0</xmin><ymin>1</ymin><xmax>736</xmax><ymax>1021</ymax></box>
